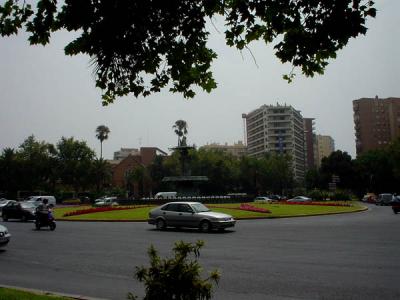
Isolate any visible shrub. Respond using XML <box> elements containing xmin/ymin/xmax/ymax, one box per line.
<box><xmin>307</xmin><ymin>190</ymin><xmax>330</xmax><ymax>201</ymax></box>
<box><xmin>331</xmin><ymin>190</ymin><xmax>352</xmax><ymax>201</ymax></box>
<box><xmin>128</xmin><ymin>240</ymin><xmax>220</xmax><ymax>300</ymax></box>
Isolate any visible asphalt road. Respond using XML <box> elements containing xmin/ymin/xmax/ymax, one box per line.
<box><xmin>0</xmin><ymin>204</ymin><xmax>399</xmax><ymax>300</ymax></box>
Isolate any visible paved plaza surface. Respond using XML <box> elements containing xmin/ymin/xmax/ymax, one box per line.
<box><xmin>0</xmin><ymin>204</ymin><xmax>399</xmax><ymax>299</ymax></box>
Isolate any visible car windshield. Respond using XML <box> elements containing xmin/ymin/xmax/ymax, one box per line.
<box><xmin>191</xmin><ymin>203</ymin><xmax>211</xmax><ymax>213</ymax></box>
<box><xmin>21</xmin><ymin>202</ymin><xmax>36</xmax><ymax>209</ymax></box>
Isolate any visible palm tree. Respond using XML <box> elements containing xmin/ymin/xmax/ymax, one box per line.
<box><xmin>95</xmin><ymin>125</ymin><xmax>110</xmax><ymax>159</ymax></box>
<box><xmin>173</xmin><ymin>120</ymin><xmax>188</xmax><ymax>146</ymax></box>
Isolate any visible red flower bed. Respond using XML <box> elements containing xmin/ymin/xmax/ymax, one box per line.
<box><xmin>207</xmin><ymin>204</ymin><xmax>271</xmax><ymax>213</ymax></box>
<box><xmin>278</xmin><ymin>201</ymin><xmax>352</xmax><ymax>207</ymax></box>
<box><xmin>63</xmin><ymin>206</ymin><xmax>148</xmax><ymax>217</ymax></box>
<box><xmin>239</xmin><ymin>203</ymin><xmax>271</xmax><ymax>213</ymax></box>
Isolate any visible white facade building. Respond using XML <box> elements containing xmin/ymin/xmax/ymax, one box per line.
<box><xmin>245</xmin><ymin>104</ymin><xmax>306</xmax><ymax>181</ymax></box>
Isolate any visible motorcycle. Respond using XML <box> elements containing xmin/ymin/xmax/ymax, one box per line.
<box><xmin>35</xmin><ymin>210</ymin><xmax>56</xmax><ymax>231</ymax></box>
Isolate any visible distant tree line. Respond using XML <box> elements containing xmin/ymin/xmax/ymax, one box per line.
<box><xmin>0</xmin><ymin>135</ymin><xmax>112</xmax><ymax>199</ymax></box>
<box><xmin>305</xmin><ymin>138</ymin><xmax>400</xmax><ymax>197</ymax></box>
<box><xmin>2</xmin><ymin>136</ymin><xmax>399</xmax><ymax>200</ymax></box>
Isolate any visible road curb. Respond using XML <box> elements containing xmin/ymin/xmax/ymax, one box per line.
<box><xmin>0</xmin><ymin>284</ymin><xmax>108</xmax><ymax>300</ymax></box>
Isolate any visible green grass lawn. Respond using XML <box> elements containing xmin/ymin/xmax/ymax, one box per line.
<box><xmin>0</xmin><ymin>287</ymin><xmax>73</xmax><ymax>300</ymax></box>
<box><xmin>54</xmin><ymin>202</ymin><xmax>365</xmax><ymax>221</ymax></box>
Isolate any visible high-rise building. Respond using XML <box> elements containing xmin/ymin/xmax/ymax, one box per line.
<box><xmin>245</xmin><ymin>104</ymin><xmax>306</xmax><ymax>181</ymax></box>
<box><xmin>315</xmin><ymin>135</ymin><xmax>335</xmax><ymax>167</ymax></box>
<box><xmin>353</xmin><ymin>96</ymin><xmax>400</xmax><ymax>155</ymax></box>
<box><xmin>303</xmin><ymin>118</ymin><xmax>316</xmax><ymax>170</ymax></box>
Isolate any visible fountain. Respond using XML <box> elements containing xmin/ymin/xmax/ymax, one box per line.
<box><xmin>162</xmin><ymin>120</ymin><xmax>208</xmax><ymax>196</ymax></box>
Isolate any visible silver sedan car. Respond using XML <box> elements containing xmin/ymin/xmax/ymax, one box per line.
<box><xmin>148</xmin><ymin>202</ymin><xmax>236</xmax><ymax>232</ymax></box>
<box><xmin>0</xmin><ymin>224</ymin><xmax>11</xmax><ymax>248</ymax></box>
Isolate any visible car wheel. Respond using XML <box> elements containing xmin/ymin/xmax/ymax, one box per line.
<box><xmin>199</xmin><ymin>220</ymin><xmax>211</xmax><ymax>232</ymax></box>
<box><xmin>2</xmin><ymin>214</ymin><xmax>8</xmax><ymax>221</ymax></box>
<box><xmin>156</xmin><ymin>218</ymin><xmax>166</xmax><ymax>230</ymax></box>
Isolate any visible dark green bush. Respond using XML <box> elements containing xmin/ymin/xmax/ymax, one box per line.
<box><xmin>129</xmin><ymin>240</ymin><xmax>220</xmax><ymax>300</ymax></box>
<box><xmin>331</xmin><ymin>190</ymin><xmax>352</xmax><ymax>201</ymax></box>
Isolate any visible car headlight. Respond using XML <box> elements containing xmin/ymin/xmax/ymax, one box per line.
<box><xmin>0</xmin><ymin>232</ymin><xmax>4</xmax><ymax>237</ymax></box>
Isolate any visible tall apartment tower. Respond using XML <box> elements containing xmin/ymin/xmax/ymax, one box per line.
<box><xmin>245</xmin><ymin>104</ymin><xmax>306</xmax><ymax>181</ymax></box>
<box><xmin>353</xmin><ymin>96</ymin><xmax>400</xmax><ymax>155</ymax></box>
<box><xmin>303</xmin><ymin>118</ymin><xmax>316</xmax><ymax>170</ymax></box>
<box><xmin>315</xmin><ymin>135</ymin><xmax>335</xmax><ymax>167</ymax></box>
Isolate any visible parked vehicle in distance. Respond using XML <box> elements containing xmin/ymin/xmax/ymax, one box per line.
<box><xmin>0</xmin><ymin>224</ymin><xmax>11</xmax><ymax>248</ymax></box>
<box><xmin>287</xmin><ymin>196</ymin><xmax>312</xmax><ymax>203</ymax></box>
<box><xmin>0</xmin><ymin>199</ymin><xmax>17</xmax><ymax>216</ymax></box>
<box><xmin>148</xmin><ymin>202</ymin><xmax>236</xmax><ymax>232</ymax></box>
<box><xmin>93</xmin><ymin>197</ymin><xmax>118</xmax><ymax>207</ymax></box>
<box><xmin>375</xmin><ymin>193</ymin><xmax>393</xmax><ymax>206</ymax></box>
<box><xmin>2</xmin><ymin>201</ymin><xmax>36</xmax><ymax>221</ymax></box>
<box><xmin>154</xmin><ymin>192</ymin><xmax>177</xmax><ymax>199</ymax></box>
<box><xmin>254</xmin><ymin>196</ymin><xmax>273</xmax><ymax>203</ymax></box>
<box><xmin>361</xmin><ymin>193</ymin><xmax>377</xmax><ymax>203</ymax></box>
<box><xmin>26</xmin><ymin>196</ymin><xmax>57</xmax><ymax>208</ymax></box>
<box><xmin>268</xmin><ymin>195</ymin><xmax>282</xmax><ymax>201</ymax></box>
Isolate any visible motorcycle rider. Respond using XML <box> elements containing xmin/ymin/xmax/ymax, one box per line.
<box><xmin>36</xmin><ymin>198</ymin><xmax>52</xmax><ymax>222</ymax></box>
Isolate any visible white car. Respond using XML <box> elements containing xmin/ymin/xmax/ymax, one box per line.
<box><xmin>254</xmin><ymin>196</ymin><xmax>273</xmax><ymax>203</ymax></box>
<box><xmin>27</xmin><ymin>195</ymin><xmax>57</xmax><ymax>207</ymax></box>
<box><xmin>154</xmin><ymin>192</ymin><xmax>177</xmax><ymax>199</ymax></box>
<box><xmin>287</xmin><ymin>196</ymin><xmax>312</xmax><ymax>203</ymax></box>
<box><xmin>93</xmin><ymin>197</ymin><xmax>118</xmax><ymax>207</ymax></box>
<box><xmin>0</xmin><ymin>224</ymin><xmax>11</xmax><ymax>248</ymax></box>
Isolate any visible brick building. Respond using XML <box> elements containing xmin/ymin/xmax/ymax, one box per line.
<box><xmin>109</xmin><ymin>147</ymin><xmax>167</xmax><ymax>198</ymax></box>
<box><xmin>353</xmin><ymin>96</ymin><xmax>400</xmax><ymax>155</ymax></box>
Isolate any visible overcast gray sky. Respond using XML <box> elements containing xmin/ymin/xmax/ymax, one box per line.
<box><xmin>0</xmin><ymin>1</ymin><xmax>399</xmax><ymax>159</ymax></box>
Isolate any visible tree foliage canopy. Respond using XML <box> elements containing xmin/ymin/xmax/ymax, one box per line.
<box><xmin>0</xmin><ymin>0</ymin><xmax>376</xmax><ymax>104</ymax></box>
<box><xmin>95</xmin><ymin>125</ymin><xmax>110</xmax><ymax>143</ymax></box>
<box><xmin>0</xmin><ymin>135</ymin><xmax>112</xmax><ymax>197</ymax></box>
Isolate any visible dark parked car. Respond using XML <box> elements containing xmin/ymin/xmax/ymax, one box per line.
<box><xmin>2</xmin><ymin>201</ymin><xmax>36</xmax><ymax>222</ymax></box>
<box><xmin>391</xmin><ymin>196</ymin><xmax>400</xmax><ymax>214</ymax></box>
<box><xmin>0</xmin><ymin>199</ymin><xmax>16</xmax><ymax>216</ymax></box>
<box><xmin>375</xmin><ymin>193</ymin><xmax>394</xmax><ymax>206</ymax></box>
<box><xmin>148</xmin><ymin>202</ymin><xmax>236</xmax><ymax>232</ymax></box>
